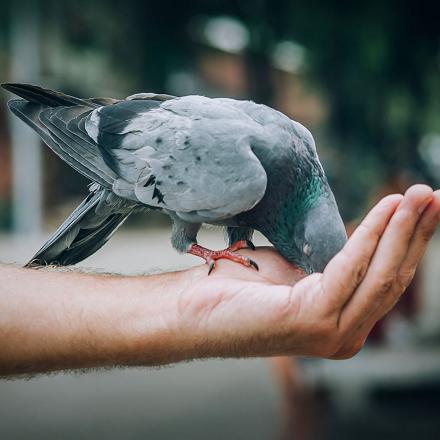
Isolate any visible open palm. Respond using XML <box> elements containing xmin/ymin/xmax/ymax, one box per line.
<box><xmin>177</xmin><ymin>185</ymin><xmax>440</xmax><ymax>359</ymax></box>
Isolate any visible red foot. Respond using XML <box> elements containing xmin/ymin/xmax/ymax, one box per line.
<box><xmin>188</xmin><ymin>241</ymin><xmax>258</xmax><ymax>274</ymax></box>
<box><xmin>227</xmin><ymin>239</ymin><xmax>256</xmax><ymax>252</ymax></box>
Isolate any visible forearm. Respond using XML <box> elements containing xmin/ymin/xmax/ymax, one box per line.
<box><xmin>0</xmin><ymin>264</ymin><xmax>197</xmax><ymax>377</ymax></box>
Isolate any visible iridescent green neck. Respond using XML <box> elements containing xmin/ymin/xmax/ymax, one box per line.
<box><xmin>261</xmin><ymin>174</ymin><xmax>326</xmax><ymax>265</ymax></box>
<box><xmin>262</xmin><ymin>173</ymin><xmax>324</xmax><ymax>239</ymax></box>
<box><xmin>289</xmin><ymin>173</ymin><xmax>326</xmax><ymax>220</ymax></box>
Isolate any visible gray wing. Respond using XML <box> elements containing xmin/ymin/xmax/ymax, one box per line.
<box><xmin>84</xmin><ymin>96</ymin><xmax>268</xmax><ymax>222</ymax></box>
<box><xmin>4</xmin><ymin>84</ymin><xmax>176</xmax><ymax>191</ymax></box>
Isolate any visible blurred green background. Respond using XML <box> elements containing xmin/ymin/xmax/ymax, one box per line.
<box><xmin>0</xmin><ymin>1</ymin><xmax>440</xmax><ymax>439</ymax></box>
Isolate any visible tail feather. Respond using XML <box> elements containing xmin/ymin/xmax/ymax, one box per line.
<box><xmin>39</xmin><ymin>106</ymin><xmax>117</xmax><ymax>186</ymax></box>
<box><xmin>7</xmin><ymin>99</ymin><xmax>115</xmax><ymax>188</ymax></box>
<box><xmin>26</xmin><ymin>191</ymin><xmax>131</xmax><ymax>267</ymax></box>
<box><xmin>2</xmin><ymin>83</ymin><xmax>97</xmax><ymax>108</ymax></box>
<box><xmin>3</xmin><ymin>83</ymin><xmax>120</xmax><ymax>188</ymax></box>
<box><xmin>47</xmin><ymin>213</ymin><xmax>130</xmax><ymax>266</ymax></box>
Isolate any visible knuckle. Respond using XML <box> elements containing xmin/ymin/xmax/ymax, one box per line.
<box><xmin>374</xmin><ymin>274</ymin><xmax>396</xmax><ymax>299</ymax></box>
<box><xmin>325</xmin><ymin>250</ymin><xmax>371</xmax><ymax>303</ymax></box>
<box><xmin>380</xmin><ymin>277</ymin><xmax>395</xmax><ymax>294</ymax></box>
<box><xmin>352</xmin><ymin>257</ymin><xmax>370</xmax><ymax>286</ymax></box>
<box><xmin>419</xmin><ymin>225</ymin><xmax>436</xmax><ymax>244</ymax></box>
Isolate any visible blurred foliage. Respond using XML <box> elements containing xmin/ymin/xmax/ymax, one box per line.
<box><xmin>1</xmin><ymin>0</ymin><xmax>439</xmax><ymax>221</ymax></box>
<box><xmin>0</xmin><ymin>200</ymin><xmax>11</xmax><ymax>229</ymax></box>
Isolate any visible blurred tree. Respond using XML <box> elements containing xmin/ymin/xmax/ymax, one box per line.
<box><xmin>2</xmin><ymin>0</ymin><xmax>439</xmax><ymax>223</ymax></box>
<box><xmin>281</xmin><ymin>0</ymin><xmax>440</xmax><ymax>217</ymax></box>
<box><xmin>82</xmin><ymin>0</ymin><xmax>438</xmax><ymax>219</ymax></box>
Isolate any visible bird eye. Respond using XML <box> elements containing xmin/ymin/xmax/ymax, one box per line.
<box><xmin>303</xmin><ymin>243</ymin><xmax>312</xmax><ymax>256</ymax></box>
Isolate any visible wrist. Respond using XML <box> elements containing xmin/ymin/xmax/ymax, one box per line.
<box><xmin>167</xmin><ymin>266</ymin><xmax>256</xmax><ymax>360</ymax></box>
<box><xmin>106</xmin><ymin>266</ymin><xmax>207</xmax><ymax>366</ymax></box>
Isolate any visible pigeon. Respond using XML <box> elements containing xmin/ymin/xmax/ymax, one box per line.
<box><xmin>2</xmin><ymin>83</ymin><xmax>347</xmax><ymax>273</ymax></box>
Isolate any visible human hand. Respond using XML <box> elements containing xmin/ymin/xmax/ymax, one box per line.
<box><xmin>177</xmin><ymin>185</ymin><xmax>440</xmax><ymax>359</ymax></box>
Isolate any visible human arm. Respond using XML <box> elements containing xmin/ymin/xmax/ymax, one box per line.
<box><xmin>0</xmin><ymin>184</ymin><xmax>439</xmax><ymax>377</ymax></box>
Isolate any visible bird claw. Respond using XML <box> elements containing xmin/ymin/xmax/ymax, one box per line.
<box><xmin>188</xmin><ymin>243</ymin><xmax>259</xmax><ymax>275</ymax></box>
<box><xmin>228</xmin><ymin>239</ymin><xmax>256</xmax><ymax>252</ymax></box>
<box><xmin>208</xmin><ymin>260</ymin><xmax>216</xmax><ymax>275</ymax></box>
<box><xmin>248</xmin><ymin>258</ymin><xmax>259</xmax><ymax>271</ymax></box>
<box><xmin>246</xmin><ymin>240</ymin><xmax>256</xmax><ymax>251</ymax></box>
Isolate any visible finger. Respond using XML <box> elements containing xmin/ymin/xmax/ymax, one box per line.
<box><xmin>321</xmin><ymin>193</ymin><xmax>403</xmax><ymax>312</ymax></box>
<box><xmin>397</xmin><ymin>189</ymin><xmax>440</xmax><ymax>283</ymax></box>
<box><xmin>339</xmin><ymin>184</ymin><xmax>433</xmax><ymax>331</ymax></box>
<box><xmin>340</xmin><ymin>190</ymin><xmax>440</xmax><ymax>349</ymax></box>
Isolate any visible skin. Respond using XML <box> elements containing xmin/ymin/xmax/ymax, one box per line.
<box><xmin>0</xmin><ymin>184</ymin><xmax>439</xmax><ymax>377</ymax></box>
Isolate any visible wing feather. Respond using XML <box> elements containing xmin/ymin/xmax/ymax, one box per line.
<box><xmin>85</xmin><ymin>96</ymin><xmax>268</xmax><ymax>221</ymax></box>
<box><xmin>39</xmin><ymin>108</ymin><xmax>117</xmax><ymax>186</ymax></box>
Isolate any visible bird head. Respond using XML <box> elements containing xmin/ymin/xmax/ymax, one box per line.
<box><xmin>292</xmin><ymin>192</ymin><xmax>347</xmax><ymax>273</ymax></box>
